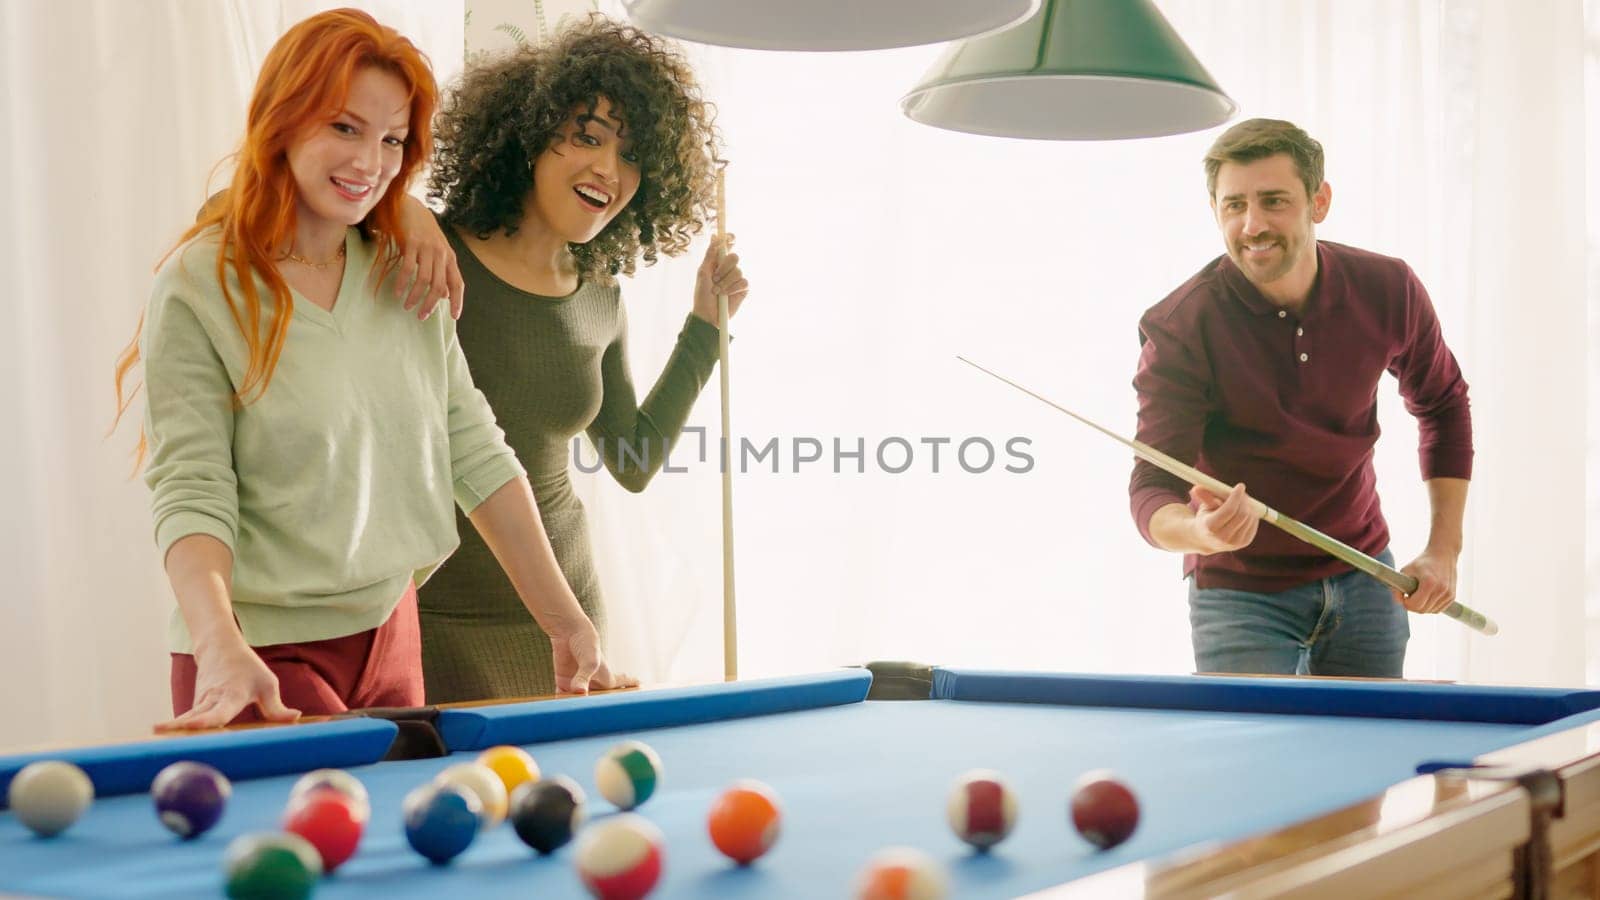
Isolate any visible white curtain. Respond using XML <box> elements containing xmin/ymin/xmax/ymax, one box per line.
<box><xmin>1454</xmin><ymin>0</ymin><xmax>1589</xmax><ymax>684</ymax></box>
<box><xmin>0</xmin><ymin>1</ymin><xmax>462</xmax><ymax>750</ymax></box>
<box><xmin>1588</xmin><ymin>0</ymin><xmax>1600</xmax><ymax>683</ymax></box>
<box><xmin>0</xmin><ymin>0</ymin><xmax>1591</xmax><ymax>751</ymax></box>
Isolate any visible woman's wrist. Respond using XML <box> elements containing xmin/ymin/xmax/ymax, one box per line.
<box><xmin>537</xmin><ymin>602</ymin><xmax>597</xmax><ymax>640</ymax></box>
<box><xmin>191</xmin><ymin>625</ymin><xmax>250</xmax><ymax>663</ymax></box>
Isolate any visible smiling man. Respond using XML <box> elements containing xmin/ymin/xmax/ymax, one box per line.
<box><xmin>1129</xmin><ymin>118</ymin><xmax>1473</xmax><ymax>678</ymax></box>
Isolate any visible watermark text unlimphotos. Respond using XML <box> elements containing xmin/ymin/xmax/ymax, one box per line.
<box><xmin>572</xmin><ymin>428</ymin><xmax>1035</xmax><ymax>475</ymax></box>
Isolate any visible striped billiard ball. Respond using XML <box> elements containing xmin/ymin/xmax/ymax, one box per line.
<box><xmin>945</xmin><ymin>769</ymin><xmax>1017</xmax><ymax>851</ymax></box>
<box><xmin>574</xmin><ymin>814</ymin><xmax>664</xmax><ymax>899</ymax></box>
<box><xmin>594</xmin><ymin>740</ymin><xmax>661</xmax><ymax>811</ymax></box>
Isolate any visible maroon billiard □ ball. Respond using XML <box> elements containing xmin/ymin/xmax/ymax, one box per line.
<box><xmin>946</xmin><ymin>769</ymin><xmax>1018</xmax><ymax>851</ymax></box>
<box><xmin>1069</xmin><ymin>771</ymin><xmax>1139</xmax><ymax>849</ymax></box>
<box><xmin>151</xmin><ymin>761</ymin><xmax>231</xmax><ymax>840</ymax></box>
<box><xmin>574</xmin><ymin>814</ymin><xmax>664</xmax><ymax>899</ymax></box>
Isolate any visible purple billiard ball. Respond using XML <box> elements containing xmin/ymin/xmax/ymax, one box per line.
<box><xmin>152</xmin><ymin>761</ymin><xmax>231</xmax><ymax>839</ymax></box>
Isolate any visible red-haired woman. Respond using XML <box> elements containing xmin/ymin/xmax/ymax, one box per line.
<box><xmin>114</xmin><ymin>9</ymin><xmax>630</xmax><ymax>731</ymax></box>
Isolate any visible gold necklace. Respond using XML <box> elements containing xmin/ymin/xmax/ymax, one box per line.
<box><xmin>282</xmin><ymin>243</ymin><xmax>346</xmax><ymax>269</ymax></box>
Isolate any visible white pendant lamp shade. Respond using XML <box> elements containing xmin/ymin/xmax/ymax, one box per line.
<box><xmin>622</xmin><ymin>0</ymin><xmax>1041</xmax><ymax>51</ymax></box>
<box><xmin>902</xmin><ymin>0</ymin><xmax>1236</xmax><ymax>140</ymax></box>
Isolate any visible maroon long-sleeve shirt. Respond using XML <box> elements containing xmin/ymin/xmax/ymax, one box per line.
<box><xmin>1129</xmin><ymin>241</ymin><xmax>1473</xmax><ymax>593</ymax></box>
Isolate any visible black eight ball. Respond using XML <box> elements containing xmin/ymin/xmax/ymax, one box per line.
<box><xmin>509</xmin><ymin>775</ymin><xmax>586</xmax><ymax>854</ymax></box>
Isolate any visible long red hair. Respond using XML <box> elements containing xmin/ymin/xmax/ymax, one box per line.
<box><xmin>113</xmin><ymin>8</ymin><xmax>436</xmax><ymax>467</ymax></box>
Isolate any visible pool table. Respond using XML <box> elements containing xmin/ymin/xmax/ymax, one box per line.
<box><xmin>6</xmin><ymin>665</ymin><xmax>1600</xmax><ymax>898</ymax></box>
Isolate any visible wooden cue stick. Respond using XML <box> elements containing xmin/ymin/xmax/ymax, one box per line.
<box><xmin>716</xmin><ymin>167</ymin><xmax>738</xmax><ymax>679</ymax></box>
<box><xmin>957</xmin><ymin>356</ymin><xmax>1499</xmax><ymax>637</ymax></box>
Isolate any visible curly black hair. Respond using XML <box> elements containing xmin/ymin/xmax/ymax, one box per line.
<box><xmin>429</xmin><ymin>14</ymin><xmax>721</xmax><ymax>282</ymax></box>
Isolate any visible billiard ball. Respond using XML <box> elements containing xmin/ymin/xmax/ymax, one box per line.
<box><xmin>223</xmin><ymin>831</ymin><xmax>322</xmax><ymax>900</ymax></box>
<box><xmin>573</xmin><ymin>813</ymin><xmax>664</xmax><ymax>900</ymax></box>
<box><xmin>509</xmin><ymin>775</ymin><xmax>586</xmax><ymax>855</ymax></box>
<box><xmin>151</xmin><ymin>760</ymin><xmax>231</xmax><ymax>840</ymax></box>
<box><xmin>945</xmin><ymin>768</ymin><xmax>1017</xmax><ymax>851</ymax></box>
<box><xmin>403</xmin><ymin>782</ymin><xmax>482</xmax><ymax>864</ymax></box>
<box><xmin>7</xmin><ymin>760</ymin><xmax>93</xmax><ymax>837</ymax></box>
<box><xmin>594</xmin><ymin>740</ymin><xmax>661</xmax><ymax>811</ymax></box>
<box><xmin>434</xmin><ymin>761</ymin><xmax>509</xmax><ymax>829</ymax></box>
<box><xmin>707</xmin><ymin>779</ymin><xmax>782</xmax><ymax>865</ymax></box>
<box><xmin>477</xmin><ymin>745</ymin><xmax>540</xmax><ymax>795</ymax></box>
<box><xmin>853</xmin><ymin>846</ymin><xmax>949</xmax><ymax>900</ymax></box>
<box><xmin>283</xmin><ymin>788</ymin><xmax>364</xmax><ymax>872</ymax></box>
<box><xmin>288</xmin><ymin>769</ymin><xmax>370</xmax><ymax>824</ymax></box>
<box><xmin>1070</xmin><ymin>770</ymin><xmax>1140</xmax><ymax>849</ymax></box>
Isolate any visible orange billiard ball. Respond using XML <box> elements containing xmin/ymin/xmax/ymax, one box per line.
<box><xmin>853</xmin><ymin>847</ymin><xmax>948</xmax><ymax>899</ymax></box>
<box><xmin>706</xmin><ymin>780</ymin><xmax>782</xmax><ymax>865</ymax></box>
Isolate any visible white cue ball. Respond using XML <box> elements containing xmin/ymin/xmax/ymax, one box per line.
<box><xmin>433</xmin><ymin>762</ymin><xmax>509</xmax><ymax>830</ymax></box>
<box><xmin>8</xmin><ymin>760</ymin><xmax>94</xmax><ymax>837</ymax></box>
<box><xmin>288</xmin><ymin>768</ymin><xmax>371</xmax><ymax>823</ymax></box>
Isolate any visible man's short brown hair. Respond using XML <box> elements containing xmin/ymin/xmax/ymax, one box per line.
<box><xmin>1204</xmin><ymin>118</ymin><xmax>1324</xmax><ymax>200</ymax></box>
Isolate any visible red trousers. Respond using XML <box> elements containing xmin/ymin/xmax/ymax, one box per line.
<box><xmin>170</xmin><ymin>583</ymin><xmax>424</xmax><ymax>723</ymax></box>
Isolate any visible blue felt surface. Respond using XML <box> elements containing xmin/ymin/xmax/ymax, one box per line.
<box><xmin>932</xmin><ymin>669</ymin><xmax>1600</xmax><ymax>724</ymax></box>
<box><xmin>0</xmin><ymin>680</ymin><xmax>1551</xmax><ymax>899</ymax></box>
<box><xmin>436</xmin><ymin>670</ymin><xmax>872</xmax><ymax>750</ymax></box>
<box><xmin>0</xmin><ymin>719</ymin><xmax>397</xmax><ymax>808</ymax></box>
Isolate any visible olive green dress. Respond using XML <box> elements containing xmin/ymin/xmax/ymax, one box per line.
<box><xmin>418</xmin><ymin>228</ymin><xmax>720</xmax><ymax>702</ymax></box>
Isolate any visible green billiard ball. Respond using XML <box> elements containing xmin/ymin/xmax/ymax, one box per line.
<box><xmin>223</xmin><ymin>831</ymin><xmax>322</xmax><ymax>899</ymax></box>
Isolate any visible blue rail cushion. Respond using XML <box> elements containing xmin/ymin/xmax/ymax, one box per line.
<box><xmin>436</xmin><ymin>669</ymin><xmax>873</xmax><ymax>751</ymax></box>
<box><xmin>932</xmin><ymin>669</ymin><xmax>1600</xmax><ymax>725</ymax></box>
<box><xmin>0</xmin><ymin>718</ymin><xmax>397</xmax><ymax>808</ymax></box>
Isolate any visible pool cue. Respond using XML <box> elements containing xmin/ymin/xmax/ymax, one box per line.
<box><xmin>957</xmin><ymin>356</ymin><xmax>1500</xmax><ymax>637</ymax></box>
<box><xmin>716</xmin><ymin>166</ymin><xmax>738</xmax><ymax>679</ymax></box>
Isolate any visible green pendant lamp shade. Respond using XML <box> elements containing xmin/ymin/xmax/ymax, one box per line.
<box><xmin>902</xmin><ymin>0</ymin><xmax>1236</xmax><ymax>139</ymax></box>
<box><xmin>622</xmin><ymin>0</ymin><xmax>1040</xmax><ymax>51</ymax></box>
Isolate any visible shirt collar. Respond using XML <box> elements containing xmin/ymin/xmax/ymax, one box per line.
<box><xmin>1218</xmin><ymin>241</ymin><xmax>1338</xmax><ymax>318</ymax></box>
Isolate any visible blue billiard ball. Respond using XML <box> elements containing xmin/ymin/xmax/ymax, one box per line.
<box><xmin>152</xmin><ymin>761</ymin><xmax>231</xmax><ymax>840</ymax></box>
<box><xmin>403</xmin><ymin>782</ymin><xmax>482</xmax><ymax>864</ymax></box>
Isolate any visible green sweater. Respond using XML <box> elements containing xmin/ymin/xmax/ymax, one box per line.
<box><xmin>141</xmin><ymin>227</ymin><xmax>524</xmax><ymax>653</ymax></box>
<box><xmin>418</xmin><ymin>227</ymin><xmax>720</xmax><ymax>702</ymax></box>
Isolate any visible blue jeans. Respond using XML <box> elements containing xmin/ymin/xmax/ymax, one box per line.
<box><xmin>1188</xmin><ymin>549</ymin><xmax>1409</xmax><ymax>677</ymax></box>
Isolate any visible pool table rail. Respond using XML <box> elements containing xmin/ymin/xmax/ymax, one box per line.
<box><xmin>1474</xmin><ymin>719</ymin><xmax>1600</xmax><ymax>900</ymax></box>
<box><xmin>1029</xmin><ymin>771</ymin><xmax>1528</xmax><ymax>899</ymax></box>
<box><xmin>0</xmin><ymin>718</ymin><xmax>397</xmax><ymax>808</ymax></box>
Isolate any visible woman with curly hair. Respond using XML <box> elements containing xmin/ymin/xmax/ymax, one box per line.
<box><xmin>116</xmin><ymin>9</ymin><xmax>630</xmax><ymax>729</ymax></box>
<box><xmin>400</xmin><ymin>15</ymin><xmax>750</xmax><ymax>702</ymax></box>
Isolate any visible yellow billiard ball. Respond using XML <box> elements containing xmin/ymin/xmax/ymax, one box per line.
<box><xmin>476</xmin><ymin>745</ymin><xmax>541</xmax><ymax>796</ymax></box>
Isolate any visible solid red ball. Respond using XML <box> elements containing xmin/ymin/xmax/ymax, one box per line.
<box><xmin>1069</xmin><ymin>772</ymin><xmax>1139</xmax><ymax>849</ymax></box>
<box><xmin>283</xmin><ymin>787</ymin><xmax>365</xmax><ymax>872</ymax></box>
